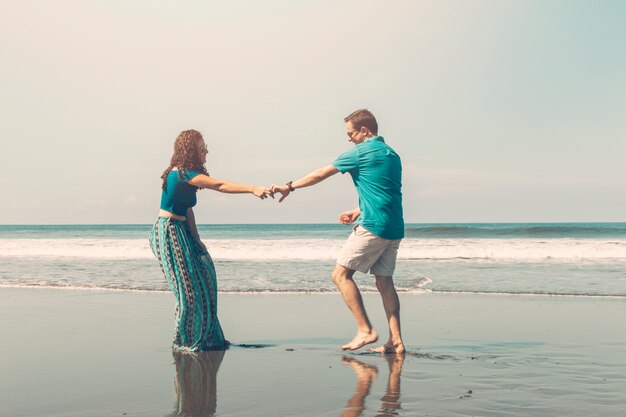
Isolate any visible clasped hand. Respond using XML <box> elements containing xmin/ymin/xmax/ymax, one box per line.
<box><xmin>270</xmin><ymin>184</ymin><xmax>291</xmax><ymax>203</ymax></box>
<box><xmin>250</xmin><ymin>184</ymin><xmax>291</xmax><ymax>202</ymax></box>
<box><xmin>252</xmin><ymin>186</ymin><xmax>274</xmax><ymax>200</ymax></box>
<box><xmin>250</xmin><ymin>184</ymin><xmax>292</xmax><ymax>203</ymax></box>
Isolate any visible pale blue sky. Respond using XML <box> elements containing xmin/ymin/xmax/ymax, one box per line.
<box><xmin>1</xmin><ymin>0</ymin><xmax>624</xmax><ymax>224</ymax></box>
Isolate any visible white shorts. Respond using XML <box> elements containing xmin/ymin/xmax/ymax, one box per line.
<box><xmin>336</xmin><ymin>224</ymin><xmax>401</xmax><ymax>276</ymax></box>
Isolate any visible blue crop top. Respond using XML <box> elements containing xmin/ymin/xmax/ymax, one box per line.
<box><xmin>160</xmin><ymin>169</ymin><xmax>203</xmax><ymax>216</ymax></box>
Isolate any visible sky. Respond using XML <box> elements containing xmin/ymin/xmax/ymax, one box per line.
<box><xmin>1</xmin><ymin>0</ymin><xmax>625</xmax><ymax>224</ymax></box>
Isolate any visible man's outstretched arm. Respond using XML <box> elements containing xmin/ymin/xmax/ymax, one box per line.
<box><xmin>272</xmin><ymin>165</ymin><xmax>339</xmax><ymax>202</ymax></box>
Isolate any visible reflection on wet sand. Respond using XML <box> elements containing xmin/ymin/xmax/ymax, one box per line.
<box><xmin>166</xmin><ymin>349</ymin><xmax>403</xmax><ymax>417</ymax></box>
<box><xmin>378</xmin><ymin>354</ymin><xmax>403</xmax><ymax>416</ymax></box>
<box><xmin>168</xmin><ymin>350</ymin><xmax>225</xmax><ymax>417</ymax></box>
<box><xmin>341</xmin><ymin>354</ymin><xmax>405</xmax><ymax>417</ymax></box>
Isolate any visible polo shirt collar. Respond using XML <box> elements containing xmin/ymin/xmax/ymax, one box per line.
<box><xmin>366</xmin><ymin>135</ymin><xmax>385</xmax><ymax>144</ymax></box>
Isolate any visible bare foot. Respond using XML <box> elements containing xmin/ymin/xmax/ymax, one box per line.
<box><xmin>369</xmin><ymin>341</ymin><xmax>405</xmax><ymax>354</ymax></box>
<box><xmin>341</xmin><ymin>330</ymin><xmax>379</xmax><ymax>351</ymax></box>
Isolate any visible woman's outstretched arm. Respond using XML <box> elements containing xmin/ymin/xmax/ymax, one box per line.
<box><xmin>188</xmin><ymin>174</ymin><xmax>272</xmax><ymax>199</ymax></box>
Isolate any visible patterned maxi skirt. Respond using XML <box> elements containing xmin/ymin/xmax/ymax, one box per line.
<box><xmin>149</xmin><ymin>217</ymin><xmax>228</xmax><ymax>352</ymax></box>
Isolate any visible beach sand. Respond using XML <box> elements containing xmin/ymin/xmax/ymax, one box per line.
<box><xmin>1</xmin><ymin>288</ymin><xmax>625</xmax><ymax>416</ymax></box>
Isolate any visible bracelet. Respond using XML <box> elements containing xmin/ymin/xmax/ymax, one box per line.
<box><xmin>286</xmin><ymin>181</ymin><xmax>295</xmax><ymax>192</ymax></box>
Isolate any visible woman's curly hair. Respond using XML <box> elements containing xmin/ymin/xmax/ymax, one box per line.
<box><xmin>161</xmin><ymin>129</ymin><xmax>209</xmax><ymax>190</ymax></box>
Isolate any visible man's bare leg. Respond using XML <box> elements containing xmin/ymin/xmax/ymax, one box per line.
<box><xmin>370</xmin><ymin>275</ymin><xmax>405</xmax><ymax>354</ymax></box>
<box><xmin>332</xmin><ymin>264</ymin><xmax>379</xmax><ymax>350</ymax></box>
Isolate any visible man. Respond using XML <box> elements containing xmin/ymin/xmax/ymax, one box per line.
<box><xmin>272</xmin><ymin>109</ymin><xmax>405</xmax><ymax>353</ymax></box>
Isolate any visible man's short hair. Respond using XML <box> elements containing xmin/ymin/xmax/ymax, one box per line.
<box><xmin>344</xmin><ymin>109</ymin><xmax>378</xmax><ymax>135</ymax></box>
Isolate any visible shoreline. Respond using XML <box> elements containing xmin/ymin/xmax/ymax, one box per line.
<box><xmin>1</xmin><ymin>284</ymin><xmax>625</xmax><ymax>299</ymax></box>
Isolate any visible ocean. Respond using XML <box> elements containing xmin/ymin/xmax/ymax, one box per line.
<box><xmin>1</xmin><ymin>223</ymin><xmax>625</xmax><ymax>297</ymax></box>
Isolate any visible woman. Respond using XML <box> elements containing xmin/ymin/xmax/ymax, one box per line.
<box><xmin>149</xmin><ymin>129</ymin><xmax>271</xmax><ymax>352</ymax></box>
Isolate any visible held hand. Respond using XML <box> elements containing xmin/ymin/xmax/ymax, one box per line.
<box><xmin>271</xmin><ymin>184</ymin><xmax>291</xmax><ymax>203</ymax></box>
<box><xmin>252</xmin><ymin>186</ymin><xmax>273</xmax><ymax>200</ymax></box>
<box><xmin>338</xmin><ymin>210</ymin><xmax>359</xmax><ymax>224</ymax></box>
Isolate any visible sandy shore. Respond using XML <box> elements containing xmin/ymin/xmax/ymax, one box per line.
<box><xmin>1</xmin><ymin>288</ymin><xmax>625</xmax><ymax>416</ymax></box>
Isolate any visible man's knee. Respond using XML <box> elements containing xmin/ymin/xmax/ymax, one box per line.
<box><xmin>375</xmin><ymin>275</ymin><xmax>394</xmax><ymax>291</ymax></box>
<box><xmin>332</xmin><ymin>265</ymin><xmax>354</xmax><ymax>285</ymax></box>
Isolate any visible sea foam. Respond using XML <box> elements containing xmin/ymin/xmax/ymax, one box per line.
<box><xmin>1</xmin><ymin>238</ymin><xmax>625</xmax><ymax>261</ymax></box>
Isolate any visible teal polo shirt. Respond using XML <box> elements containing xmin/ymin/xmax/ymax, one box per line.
<box><xmin>332</xmin><ymin>136</ymin><xmax>405</xmax><ymax>240</ymax></box>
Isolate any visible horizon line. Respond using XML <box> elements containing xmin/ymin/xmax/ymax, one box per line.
<box><xmin>1</xmin><ymin>221</ymin><xmax>626</xmax><ymax>227</ymax></box>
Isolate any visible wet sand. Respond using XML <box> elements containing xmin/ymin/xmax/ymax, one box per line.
<box><xmin>0</xmin><ymin>288</ymin><xmax>625</xmax><ymax>416</ymax></box>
